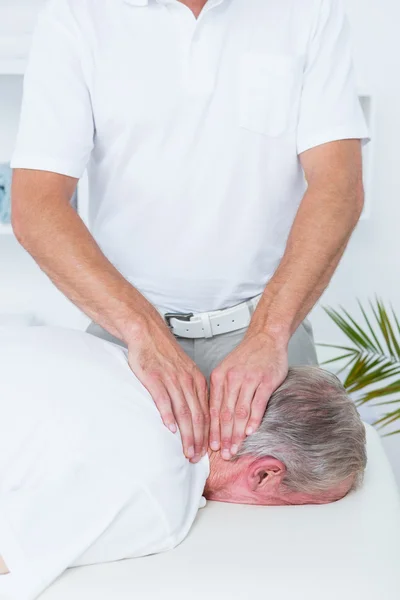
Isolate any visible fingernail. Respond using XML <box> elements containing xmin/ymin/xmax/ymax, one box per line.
<box><xmin>222</xmin><ymin>449</ymin><xmax>231</xmax><ymax>460</ymax></box>
<box><xmin>210</xmin><ymin>441</ymin><xmax>219</xmax><ymax>451</ymax></box>
<box><xmin>169</xmin><ymin>424</ymin><xmax>177</xmax><ymax>433</ymax></box>
<box><xmin>187</xmin><ymin>446</ymin><xmax>195</xmax><ymax>458</ymax></box>
<box><xmin>191</xmin><ymin>455</ymin><xmax>201</xmax><ymax>464</ymax></box>
<box><xmin>231</xmin><ymin>444</ymin><xmax>238</xmax><ymax>455</ymax></box>
<box><xmin>246</xmin><ymin>427</ymin><xmax>254</xmax><ymax>436</ymax></box>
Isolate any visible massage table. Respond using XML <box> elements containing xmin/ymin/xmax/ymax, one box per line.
<box><xmin>40</xmin><ymin>424</ymin><xmax>399</xmax><ymax>600</ymax></box>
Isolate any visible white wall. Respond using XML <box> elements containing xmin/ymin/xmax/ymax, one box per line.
<box><xmin>0</xmin><ymin>74</ymin><xmax>87</xmax><ymax>328</ymax></box>
<box><xmin>0</xmin><ymin>0</ymin><xmax>399</xmax><ymax>480</ymax></box>
<box><xmin>310</xmin><ymin>0</ymin><xmax>400</xmax><ymax>483</ymax></box>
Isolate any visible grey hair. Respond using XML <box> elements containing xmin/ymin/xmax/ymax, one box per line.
<box><xmin>236</xmin><ymin>366</ymin><xmax>367</xmax><ymax>495</ymax></box>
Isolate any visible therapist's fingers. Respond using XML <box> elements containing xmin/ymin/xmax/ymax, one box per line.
<box><xmin>140</xmin><ymin>375</ymin><xmax>177</xmax><ymax>434</ymax></box>
<box><xmin>230</xmin><ymin>382</ymin><xmax>258</xmax><ymax>456</ymax></box>
<box><xmin>194</xmin><ymin>374</ymin><xmax>210</xmax><ymax>457</ymax></box>
<box><xmin>164</xmin><ymin>377</ymin><xmax>197</xmax><ymax>461</ymax></box>
<box><xmin>180</xmin><ymin>376</ymin><xmax>206</xmax><ymax>462</ymax></box>
<box><xmin>209</xmin><ymin>369</ymin><xmax>224</xmax><ymax>452</ymax></box>
<box><xmin>245</xmin><ymin>380</ymin><xmax>274</xmax><ymax>437</ymax></box>
<box><xmin>219</xmin><ymin>371</ymin><xmax>242</xmax><ymax>460</ymax></box>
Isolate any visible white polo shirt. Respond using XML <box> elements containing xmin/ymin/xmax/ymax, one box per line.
<box><xmin>11</xmin><ymin>0</ymin><xmax>369</xmax><ymax>314</ymax></box>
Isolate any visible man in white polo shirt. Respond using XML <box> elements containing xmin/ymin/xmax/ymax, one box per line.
<box><xmin>11</xmin><ymin>0</ymin><xmax>369</xmax><ymax>465</ymax></box>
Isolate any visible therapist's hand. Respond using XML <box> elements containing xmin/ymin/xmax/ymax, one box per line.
<box><xmin>209</xmin><ymin>331</ymin><xmax>288</xmax><ymax>459</ymax></box>
<box><xmin>126</xmin><ymin>314</ymin><xmax>209</xmax><ymax>463</ymax></box>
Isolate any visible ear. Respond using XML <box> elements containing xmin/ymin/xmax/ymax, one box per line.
<box><xmin>247</xmin><ymin>456</ymin><xmax>286</xmax><ymax>492</ymax></box>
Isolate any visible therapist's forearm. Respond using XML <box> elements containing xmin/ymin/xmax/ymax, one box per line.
<box><xmin>11</xmin><ymin>170</ymin><xmax>164</xmax><ymax>344</ymax></box>
<box><xmin>249</xmin><ymin>143</ymin><xmax>364</xmax><ymax>343</ymax></box>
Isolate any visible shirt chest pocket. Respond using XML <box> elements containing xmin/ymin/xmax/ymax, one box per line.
<box><xmin>237</xmin><ymin>52</ymin><xmax>301</xmax><ymax>137</ymax></box>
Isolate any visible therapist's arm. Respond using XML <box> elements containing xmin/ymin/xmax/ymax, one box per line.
<box><xmin>11</xmin><ymin>169</ymin><xmax>209</xmax><ymax>463</ymax></box>
<box><xmin>209</xmin><ymin>139</ymin><xmax>364</xmax><ymax>457</ymax></box>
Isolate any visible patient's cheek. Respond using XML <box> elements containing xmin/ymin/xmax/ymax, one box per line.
<box><xmin>0</xmin><ymin>555</ymin><xmax>10</xmax><ymax>575</ymax></box>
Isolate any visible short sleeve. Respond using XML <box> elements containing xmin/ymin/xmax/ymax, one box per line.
<box><xmin>11</xmin><ymin>0</ymin><xmax>94</xmax><ymax>179</ymax></box>
<box><xmin>296</xmin><ymin>0</ymin><xmax>370</xmax><ymax>155</ymax></box>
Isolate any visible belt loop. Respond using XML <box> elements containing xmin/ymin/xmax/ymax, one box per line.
<box><xmin>248</xmin><ymin>295</ymin><xmax>261</xmax><ymax>316</ymax></box>
<box><xmin>247</xmin><ymin>299</ymin><xmax>256</xmax><ymax>318</ymax></box>
<box><xmin>200</xmin><ymin>313</ymin><xmax>213</xmax><ymax>338</ymax></box>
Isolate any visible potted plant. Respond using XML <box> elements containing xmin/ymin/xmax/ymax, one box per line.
<box><xmin>319</xmin><ymin>298</ymin><xmax>400</xmax><ymax>436</ymax></box>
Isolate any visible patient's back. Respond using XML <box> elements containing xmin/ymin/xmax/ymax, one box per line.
<box><xmin>0</xmin><ymin>327</ymin><xmax>208</xmax><ymax>598</ymax></box>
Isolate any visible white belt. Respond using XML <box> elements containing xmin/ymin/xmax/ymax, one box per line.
<box><xmin>160</xmin><ymin>294</ymin><xmax>262</xmax><ymax>339</ymax></box>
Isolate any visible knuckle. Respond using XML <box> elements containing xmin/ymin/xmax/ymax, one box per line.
<box><xmin>196</xmin><ymin>376</ymin><xmax>207</xmax><ymax>394</ymax></box>
<box><xmin>155</xmin><ymin>396</ymin><xmax>170</xmax><ymax>409</ymax></box>
<box><xmin>227</xmin><ymin>368</ymin><xmax>240</xmax><ymax>385</ymax></box>
<box><xmin>147</xmin><ymin>369</ymin><xmax>161</xmax><ymax>381</ymax></box>
<box><xmin>177</xmin><ymin>405</ymin><xmax>192</xmax><ymax>420</ymax></box>
<box><xmin>245</xmin><ymin>370</ymin><xmax>262</xmax><ymax>383</ymax></box>
<box><xmin>221</xmin><ymin>408</ymin><xmax>233</xmax><ymax>424</ymax></box>
<box><xmin>203</xmin><ymin>411</ymin><xmax>211</xmax><ymax>425</ymax></box>
<box><xmin>180</xmin><ymin>372</ymin><xmax>193</xmax><ymax>389</ymax></box>
<box><xmin>235</xmin><ymin>404</ymin><xmax>250</xmax><ymax>420</ymax></box>
<box><xmin>210</xmin><ymin>406</ymin><xmax>220</xmax><ymax>420</ymax></box>
<box><xmin>254</xmin><ymin>393</ymin><xmax>269</xmax><ymax>407</ymax></box>
<box><xmin>210</xmin><ymin>369</ymin><xmax>222</xmax><ymax>386</ymax></box>
<box><xmin>192</xmin><ymin>411</ymin><xmax>204</xmax><ymax>426</ymax></box>
<box><xmin>167</xmin><ymin>372</ymin><xmax>180</xmax><ymax>387</ymax></box>
<box><xmin>261</xmin><ymin>375</ymin><xmax>273</xmax><ymax>387</ymax></box>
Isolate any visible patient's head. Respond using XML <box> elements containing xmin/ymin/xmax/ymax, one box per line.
<box><xmin>205</xmin><ymin>366</ymin><xmax>367</xmax><ymax>506</ymax></box>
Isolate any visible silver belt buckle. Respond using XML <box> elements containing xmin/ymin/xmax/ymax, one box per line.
<box><xmin>164</xmin><ymin>312</ymin><xmax>194</xmax><ymax>329</ymax></box>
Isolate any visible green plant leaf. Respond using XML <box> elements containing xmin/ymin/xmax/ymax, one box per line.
<box><xmin>323</xmin><ymin>307</ymin><xmax>367</xmax><ymax>350</ymax></box>
<box><xmin>340</xmin><ymin>305</ymin><xmax>379</xmax><ymax>352</ymax></box>
<box><xmin>343</xmin><ymin>353</ymin><xmax>385</xmax><ymax>390</ymax></box>
<box><xmin>381</xmin><ymin>304</ymin><xmax>400</xmax><ymax>360</ymax></box>
<box><xmin>369</xmin><ymin>398</ymin><xmax>400</xmax><ymax>407</ymax></box>
<box><xmin>376</xmin><ymin>298</ymin><xmax>397</xmax><ymax>360</ymax></box>
<box><xmin>335</xmin><ymin>355</ymin><xmax>360</xmax><ymax>378</ymax></box>
<box><xmin>382</xmin><ymin>429</ymin><xmax>400</xmax><ymax>437</ymax></box>
<box><xmin>320</xmin><ymin>352</ymin><xmax>358</xmax><ymax>366</ymax></box>
<box><xmin>357</xmin><ymin>380</ymin><xmax>400</xmax><ymax>402</ymax></box>
<box><xmin>391</xmin><ymin>304</ymin><xmax>400</xmax><ymax>339</ymax></box>
<box><xmin>373</xmin><ymin>407</ymin><xmax>400</xmax><ymax>429</ymax></box>
<box><xmin>322</xmin><ymin>299</ymin><xmax>400</xmax><ymax>434</ymax></box>
<box><xmin>317</xmin><ymin>343</ymin><xmax>358</xmax><ymax>353</ymax></box>
<box><xmin>357</xmin><ymin>300</ymin><xmax>384</xmax><ymax>353</ymax></box>
<box><xmin>346</xmin><ymin>362</ymin><xmax>400</xmax><ymax>394</ymax></box>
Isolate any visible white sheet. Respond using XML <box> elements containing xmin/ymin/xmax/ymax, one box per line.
<box><xmin>36</xmin><ymin>424</ymin><xmax>400</xmax><ymax>600</ymax></box>
<box><xmin>0</xmin><ymin>327</ymin><xmax>208</xmax><ymax>600</ymax></box>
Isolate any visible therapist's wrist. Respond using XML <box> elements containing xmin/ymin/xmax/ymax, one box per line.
<box><xmin>118</xmin><ymin>305</ymin><xmax>169</xmax><ymax>346</ymax></box>
<box><xmin>246</xmin><ymin>318</ymin><xmax>291</xmax><ymax>348</ymax></box>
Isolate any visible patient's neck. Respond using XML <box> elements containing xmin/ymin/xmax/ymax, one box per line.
<box><xmin>204</xmin><ymin>450</ymin><xmax>233</xmax><ymax>498</ymax></box>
